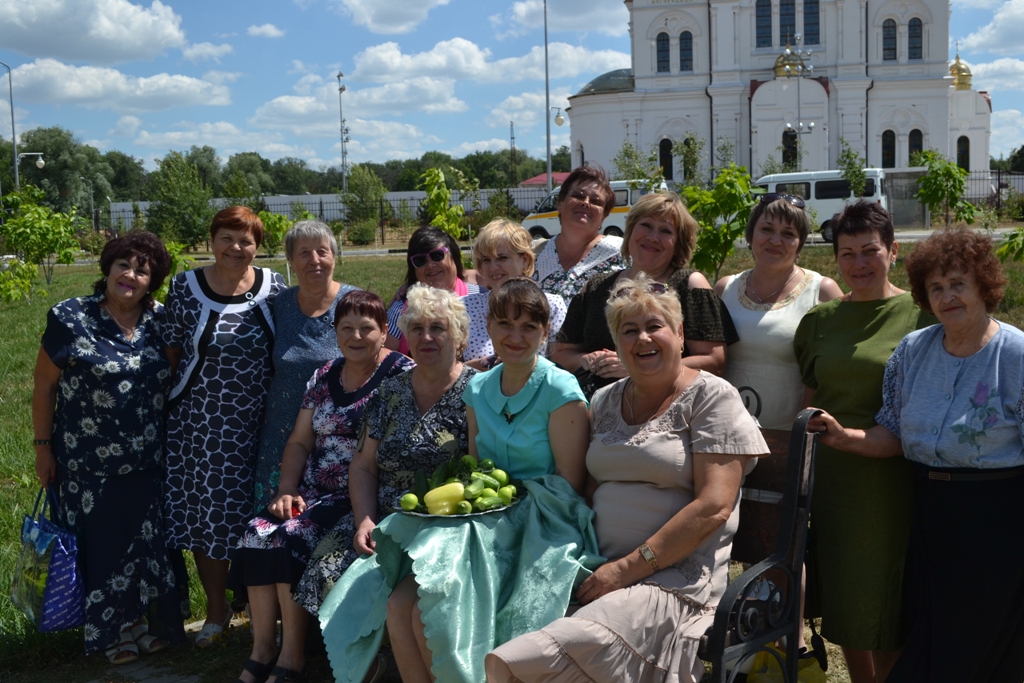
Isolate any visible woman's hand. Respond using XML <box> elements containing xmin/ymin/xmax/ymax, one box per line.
<box><xmin>353</xmin><ymin>518</ymin><xmax>377</xmax><ymax>555</ymax></box>
<box><xmin>34</xmin><ymin>447</ymin><xmax>56</xmax><ymax>488</ymax></box>
<box><xmin>576</xmin><ymin>557</ymin><xmax>638</xmax><ymax>605</ymax></box>
<box><xmin>806</xmin><ymin>410</ymin><xmax>849</xmax><ymax>448</ymax></box>
<box><xmin>583</xmin><ymin>349</ymin><xmax>626</xmax><ymax>379</ymax></box>
<box><xmin>267</xmin><ymin>491</ymin><xmax>305</xmax><ymax>520</ymax></box>
<box><xmin>807</xmin><ymin>410</ymin><xmax>903</xmax><ymax>458</ymax></box>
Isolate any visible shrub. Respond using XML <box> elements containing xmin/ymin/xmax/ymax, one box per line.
<box><xmin>77</xmin><ymin>230</ymin><xmax>108</xmax><ymax>256</ymax></box>
<box><xmin>346</xmin><ymin>220</ymin><xmax>377</xmax><ymax>246</ymax></box>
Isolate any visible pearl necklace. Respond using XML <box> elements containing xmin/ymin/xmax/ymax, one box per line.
<box><xmin>747</xmin><ymin>268</ymin><xmax>799</xmax><ymax>304</ymax></box>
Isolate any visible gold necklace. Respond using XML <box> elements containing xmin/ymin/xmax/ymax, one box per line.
<box><xmin>623</xmin><ymin>380</ymin><xmax>636</xmax><ymax>423</ymax></box>
<box><xmin>747</xmin><ymin>268</ymin><xmax>799</xmax><ymax>304</ymax></box>
<box><xmin>102</xmin><ymin>303</ymin><xmax>137</xmax><ymax>340</ymax></box>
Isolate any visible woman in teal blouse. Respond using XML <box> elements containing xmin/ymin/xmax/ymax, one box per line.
<box><xmin>318</xmin><ymin>279</ymin><xmax>599</xmax><ymax>683</ymax></box>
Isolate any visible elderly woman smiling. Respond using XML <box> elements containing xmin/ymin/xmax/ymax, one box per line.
<box><xmin>809</xmin><ymin>230</ymin><xmax>1024</xmax><ymax>683</ymax></box>
<box><xmin>252</xmin><ymin>220</ymin><xmax>359</xmax><ymax>512</ymax></box>
<box><xmin>487</xmin><ymin>274</ymin><xmax>768</xmax><ymax>682</ymax></box>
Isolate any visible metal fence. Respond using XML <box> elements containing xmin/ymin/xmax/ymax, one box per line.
<box><xmin>964</xmin><ymin>170</ymin><xmax>1024</xmax><ymax>208</ymax></box>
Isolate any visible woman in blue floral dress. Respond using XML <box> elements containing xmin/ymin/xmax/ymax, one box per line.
<box><xmin>229</xmin><ymin>291</ymin><xmax>412</xmax><ymax>683</ymax></box>
<box><xmin>32</xmin><ymin>232</ymin><xmax>185</xmax><ymax>664</ymax></box>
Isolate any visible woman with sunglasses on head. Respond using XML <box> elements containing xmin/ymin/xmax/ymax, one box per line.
<box><xmin>554</xmin><ymin>191</ymin><xmax>737</xmax><ymax>399</ymax></box>
<box><xmin>794</xmin><ymin>201</ymin><xmax>935</xmax><ymax>683</ymax></box>
<box><xmin>385</xmin><ymin>226</ymin><xmax>480</xmax><ymax>354</ymax></box>
<box><xmin>713</xmin><ymin>194</ymin><xmax>842</xmax><ymax>429</ymax></box>
<box><xmin>533</xmin><ymin>165</ymin><xmax>626</xmax><ymax>301</ymax></box>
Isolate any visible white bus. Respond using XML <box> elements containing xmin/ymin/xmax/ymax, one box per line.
<box><xmin>754</xmin><ymin>169</ymin><xmax>887</xmax><ymax>242</ymax></box>
<box><xmin>522</xmin><ymin>180</ymin><xmax>667</xmax><ymax>240</ymax></box>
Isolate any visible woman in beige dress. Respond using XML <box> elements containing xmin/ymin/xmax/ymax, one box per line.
<box><xmin>486</xmin><ymin>273</ymin><xmax>769</xmax><ymax>683</ymax></box>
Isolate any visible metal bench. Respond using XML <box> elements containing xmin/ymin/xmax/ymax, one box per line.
<box><xmin>698</xmin><ymin>408</ymin><xmax>822</xmax><ymax>683</ymax></box>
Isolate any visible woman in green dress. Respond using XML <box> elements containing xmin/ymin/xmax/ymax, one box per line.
<box><xmin>794</xmin><ymin>201</ymin><xmax>934</xmax><ymax>683</ymax></box>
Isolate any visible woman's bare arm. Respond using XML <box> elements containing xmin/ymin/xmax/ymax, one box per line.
<box><xmin>349</xmin><ymin>429</ymin><xmax>383</xmax><ymax>555</ymax></box>
<box><xmin>32</xmin><ymin>348</ymin><xmax>62</xmax><ymax>488</ymax></box>
<box><xmin>267</xmin><ymin>407</ymin><xmax>317</xmax><ymax>520</ymax></box>
<box><xmin>548</xmin><ymin>400</ymin><xmax>590</xmax><ymax>493</ymax></box>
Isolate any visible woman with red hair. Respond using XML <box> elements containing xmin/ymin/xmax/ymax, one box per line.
<box><xmin>163</xmin><ymin>206</ymin><xmax>286</xmax><ymax>647</ymax></box>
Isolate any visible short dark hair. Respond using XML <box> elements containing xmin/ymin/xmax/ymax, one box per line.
<box><xmin>905</xmin><ymin>229</ymin><xmax>1006</xmax><ymax>314</ymax></box>
<box><xmin>745</xmin><ymin>197</ymin><xmax>811</xmax><ymax>250</ymax></box>
<box><xmin>557</xmin><ymin>164</ymin><xmax>615</xmax><ymax>220</ymax></box>
<box><xmin>402</xmin><ymin>226</ymin><xmax>465</xmax><ymax>290</ymax></box>
<box><xmin>210</xmin><ymin>205</ymin><xmax>265</xmax><ymax>247</ymax></box>
<box><xmin>333</xmin><ymin>289</ymin><xmax>387</xmax><ymax>330</ymax></box>
<box><xmin>487</xmin><ymin>277</ymin><xmax>550</xmax><ymax>327</ymax></box>
<box><xmin>94</xmin><ymin>231</ymin><xmax>172</xmax><ymax>309</ymax></box>
<box><xmin>831</xmin><ymin>201</ymin><xmax>894</xmax><ymax>256</ymax></box>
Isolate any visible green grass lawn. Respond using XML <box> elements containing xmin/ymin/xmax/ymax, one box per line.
<box><xmin>2</xmin><ymin>242</ymin><xmax>1024</xmax><ymax>682</ymax></box>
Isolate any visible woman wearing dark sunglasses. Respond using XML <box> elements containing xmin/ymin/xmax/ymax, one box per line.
<box><xmin>385</xmin><ymin>226</ymin><xmax>480</xmax><ymax>354</ymax></box>
<box><xmin>713</xmin><ymin>194</ymin><xmax>841</xmax><ymax>429</ymax></box>
<box><xmin>533</xmin><ymin>165</ymin><xmax>625</xmax><ymax>301</ymax></box>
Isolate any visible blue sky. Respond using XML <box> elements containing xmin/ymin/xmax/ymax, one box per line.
<box><xmin>0</xmin><ymin>0</ymin><xmax>1022</xmax><ymax>173</ymax></box>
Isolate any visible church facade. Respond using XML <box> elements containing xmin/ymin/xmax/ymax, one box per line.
<box><xmin>566</xmin><ymin>0</ymin><xmax>991</xmax><ymax>180</ymax></box>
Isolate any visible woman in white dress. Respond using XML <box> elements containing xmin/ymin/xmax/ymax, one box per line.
<box><xmin>714</xmin><ymin>193</ymin><xmax>842</xmax><ymax>429</ymax></box>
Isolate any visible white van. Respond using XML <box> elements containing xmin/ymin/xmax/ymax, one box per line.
<box><xmin>523</xmin><ymin>180</ymin><xmax>667</xmax><ymax>240</ymax></box>
<box><xmin>754</xmin><ymin>169</ymin><xmax>887</xmax><ymax>242</ymax></box>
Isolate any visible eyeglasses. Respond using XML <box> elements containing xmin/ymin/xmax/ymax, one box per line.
<box><xmin>611</xmin><ymin>282</ymin><xmax>669</xmax><ymax>299</ymax></box>
<box><xmin>409</xmin><ymin>246</ymin><xmax>449</xmax><ymax>269</ymax></box>
<box><xmin>567</xmin><ymin>189</ymin><xmax>607</xmax><ymax>209</ymax></box>
<box><xmin>759</xmin><ymin>193</ymin><xmax>806</xmax><ymax>209</ymax></box>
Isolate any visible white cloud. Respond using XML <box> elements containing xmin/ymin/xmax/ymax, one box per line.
<box><xmin>289</xmin><ymin>60</ymin><xmax>316</xmax><ymax>74</ymax></box>
<box><xmin>330</xmin><ymin>0</ymin><xmax>450</xmax><ymax>35</ymax></box>
<box><xmin>247</xmin><ymin>23</ymin><xmax>285</xmax><ymax>38</ymax></box>
<box><xmin>109</xmin><ymin>115</ymin><xmax>142</xmax><ymax>136</ymax></box>
<box><xmin>990</xmin><ymin>109</ymin><xmax>1024</xmax><ymax>157</ymax></box>
<box><xmin>294</xmin><ymin>74</ymin><xmax>324</xmax><ymax>95</ymax></box>
<box><xmin>494</xmin><ymin>0</ymin><xmax>629</xmax><ymax>38</ymax></box>
<box><xmin>13</xmin><ymin>59</ymin><xmax>231</xmax><ymax>112</ymax></box>
<box><xmin>0</xmin><ymin>104</ymin><xmax>31</xmax><ymax>142</ymax></box>
<box><xmin>971</xmin><ymin>58</ymin><xmax>1024</xmax><ymax>91</ymax></box>
<box><xmin>203</xmin><ymin>70</ymin><xmax>242</xmax><ymax>84</ymax></box>
<box><xmin>134</xmin><ymin>121</ymin><xmax>287</xmax><ymax>155</ymax></box>
<box><xmin>352</xmin><ymin>38</ymin><xmax>630</xmax><ymax>84</ymax></box>
<box><xmin>182</xmin><ymin>42</ymin><xmax>233</xmax><ymax>63</ymax></box>
<box><xmin>951</xmin><ymin>0</ymin><xmax>1005</xmax><ymax>9</ymax></box>
<box><xmin>961</xmin><ymin>0</ymin><xmax>1024</xmax><ymax>56</ymax></box>
<box><xmin>83</xmin><ymin>138</ymin><xmax>110</xmax><ymax>150</ymax></box>
<box><xmin>0</xmin><ymin>0</ymin><xmax>186</xmax><ymax>64</ymax></box>
<box><xmin>487</xmin><ymin>90</ymin><xmax>572</xmax><ymax>130</ymax></box>
<box><xmin>449</xmin><ymin>139</ymin><xmax>510</xmax><ymax>155</ymax></box>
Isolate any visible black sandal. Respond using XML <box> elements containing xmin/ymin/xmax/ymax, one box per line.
<box><xmin>270</xmin><ymin>665</ymin><xmax>307</xmax><ymax>683</ymax></box>
<box><xmin>236</xmin><ymin>657</ymin><xmax>278</xmax><ymax>683</ymax></box>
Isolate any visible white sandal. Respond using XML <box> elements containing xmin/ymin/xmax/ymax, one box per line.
<box><xmin>195</xmin><ymin>612</ymin><xmax>232</xmax><ymax>649</ymax></box>
<box><xmin>130</xmin><ymin>621</ymin><xmax>170</xmax><ymax>654</ymax></box>
<box><xmin>106</xmin><ymin>628</ymin><xmax>140</xmax><ymax>665</ymax></box>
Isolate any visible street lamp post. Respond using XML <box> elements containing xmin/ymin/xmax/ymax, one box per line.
<box><xmin>337</xmin><ymin>72</ymin><xmax>350</xmax><ymax>193</ymax></box>
<box><xmin>80</xmin><ymin>176</ymin><xmax>95</xmax><ymax>230</ymax></box>
<box><xmin>782</xmin><ymin>33</ymin><xmax>815</xmax><ymax>171</ymax></box>
<box><xmin>544</xmin><ymin>0</ymin><xmax>553</xmax><ymax>192</ymax></box>
<box><xmin>0</xmin><ymin>60</ymin><xmax>20</xmax><ymax>191</ymax></box>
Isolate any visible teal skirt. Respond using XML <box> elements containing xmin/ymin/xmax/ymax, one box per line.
<box><xmin>318</xmin><ymin>475</ymin><xmax>604</xmax><ymax>683</ymax></box>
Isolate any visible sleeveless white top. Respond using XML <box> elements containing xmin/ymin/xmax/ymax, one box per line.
<box><xmin>721</xmin><ymin>269</ymin><xmax>823</xmax><ymax>430</ymax></box>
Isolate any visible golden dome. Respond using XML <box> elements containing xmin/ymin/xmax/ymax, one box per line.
<box><xmin>950</xmin><ymin>50</ymin><xmax>972</xmax><ymax>90</ymax></box>
<box><xmin>774</xmin><ymin>43</ymin><xmax>806</xmax><ymax>78</ymax></box>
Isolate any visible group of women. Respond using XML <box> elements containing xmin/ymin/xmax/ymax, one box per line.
<box><xmin>31</xmin><ymin>164</ymin><xmax>1024</xmax><ymax>683</ymax></box>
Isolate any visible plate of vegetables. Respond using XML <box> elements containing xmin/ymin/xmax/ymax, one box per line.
<box><xmin>399</xmin><ymin>455</ymin><xmax>524</xmax><ymax>517</ymax></box>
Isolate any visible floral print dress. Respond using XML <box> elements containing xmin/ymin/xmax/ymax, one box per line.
<box><xmin>293</xmin><ymin>366</ymin><xmax>476</xmax><ymax>614</ymax></box>
<box><xmin>229</xmin><ymin>352</ymin><xmax>413</xmax><ymax>589</ymax></box>
<box><xmin>42</xmin><ymin>292</ymin><xmax>185</xmax><ymax>654</ymax></box>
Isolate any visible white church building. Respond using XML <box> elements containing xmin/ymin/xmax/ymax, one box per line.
<box><xmin>566</xmin><ymin>0</ymin><xmax>991</xmax><ymax>180</ymax></box>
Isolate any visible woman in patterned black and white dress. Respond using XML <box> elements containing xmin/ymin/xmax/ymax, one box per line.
<box><xmin>163</xmin><ymin>206</ymin><xmax>286</xmax><ymax>648</ymax></box>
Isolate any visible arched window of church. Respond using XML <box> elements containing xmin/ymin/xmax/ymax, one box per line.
<box><xmin>780</xmin><ymin>0</ymin><xmax>796</xmax><ymax>45</ymax></box>
<box><xmin>782</xmin><ymin>130</ymin><xmax>799</xmax><ymax>168</ymax></box>
<box><xmin>883</xmin><ymin>19</ymin><xmax>897</xmax><ymax>61</ymax></box>
<box><xmin>680</xmin><ymin>32</ymin><xmax>694</xmax><ymax>72</ymax></box>
<box><xmin>803</xmin><ymin>0</ymin><xmax>820</xmax><ymax>44</ymax></box>
<box><xmin>908</xmin><ymin>18</ymin><xmax>923</xmax><ymax>60</ymax></box>
<box><xmin>659</xmin><ymin>139</ymin><xmax>675</xmax><ymax>181</ymax></box>
<box><xmin>957</xmin><ymin>136</ymin><xmax>970</xmax><ymax>172</ymax></box>
<box><xmin>578</xmin><ymin>143</ymin><xmax>585</xmax><ymax>169</ymax></box>
<box><xmin>882</xmin><ymin>130</ymin><xmax>896</xmax><ymax>168</ymax></box>
<box><xmin>909</xmin><ymin>129</ymin><xmax>923</xmax><ymax>160</ymax></box>
<box><xmin>756</xmin><ymin>0</ymin><xmax>772</xmax><ymax>48</ymax></box>
<box><xmin>657</xmin><ymin>33</ymin><xmax>670</xmax><ymax>72</ymax></box>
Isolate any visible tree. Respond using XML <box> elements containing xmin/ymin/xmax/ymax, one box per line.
<box><xmin>682</xmin><ymin>164</ymin><xmax>757</xmax><ymax>281</ymax></box>
<box><xmin>223</xmin><ymin>169</ymin><xmax>260</xmax><ymax>210</ymax></box>
<box><xmin>258</xmin><ymin>211</ymin><xmax>292</xmax><ymax>257</ymax></box>
<box><xmin>342</xmin><ymin>164</ymin><xmax>387</xmax><ymax>223</ymax></box>
<box><xmin>611</xmin><ymin>141</ymin><xmax>665</xmax><ymax>191</ymax></box>
<box><xmin>672</xmin><ymin>135</ymin><xmax>707</xmax><ymax>188</ymax></box>
<box><xmin>914</xmin><ymin>149</ymin><xmax>976</xmax><ymax>228</ymax></box>
<box><xmin>103</xmin><ymin>150</ymin><xmax>148</xmax><ymax>202</ymax></box>
<box><xmin>271</xmin><ymin>157</ymin><xmax>316</xmax><ymax>195</ymax></box>
<box><xmin>837</xmin><ymin>138</ymin><xmax>867</xmax><ymax>199</ymax></box>
<box><xmin>420</xmin><ymin>168</ymin><xmax>465</xmax><ymax>239</ymax></box>
<box><xmin>552</xmin><ymin>145</ymin><xmax>572</xmax><ymax>173</ymax></box>
<box><xmin>0</xmin><ymin>185</ymin><xmax>80</xmax><ymax>286</ymax></box>
<box><xmin>224</xmin><ymin>152</ymin><xmax>274</xmax><ymax>195</ymax></box>
<box><xmin>17</xmin><ymin>126</ymin><xmax>113</xmax><ymax>218</ymax></box>
<box><xmin>184</xmin><ymin>145</ymin><xmax>224</xmax><ymax>197</ymax></box>
<box><xmin>147</xmin><ymin>151</ymin><xmax>214</xmax><ymax>248</ymax></box>
<box><xmin>1008</xmin><ymin>146</ymin><xmax>1024</xmax><ymax>173</ymax></box>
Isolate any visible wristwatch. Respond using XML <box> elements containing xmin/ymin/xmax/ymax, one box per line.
<box><xmin>638</xmin><ymin>543</ymin><xmax>660</xmax><ymax>571</ymax></box>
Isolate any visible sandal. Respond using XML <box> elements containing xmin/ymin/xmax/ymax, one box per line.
<box><xmin>194</xmin><ymin>611</ymin><xmax>232</xmax><ymax>649</ymax></box>
<box><xmin>105</xmin><ymin>629</ymin><xmax>140</xmax><ymax>665</ymax></box>
<box><xmin>364</xmin><ymin>653</ymin><xmax>390</xmax><ymax>683</ymax></box>
<box><xmin>269</xmin><ymin>665</ymin><xmax>307</xmax><ymax>683</ymax></box>
<box><xmin>130</xmin><ymin>621</ymin><xmax>169</xmax><ymax>654</ymax></box>
<box><xmin>236</xmin><ymin>657</ymin><xmax>278</xmax><ymax>683</ymax></box>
